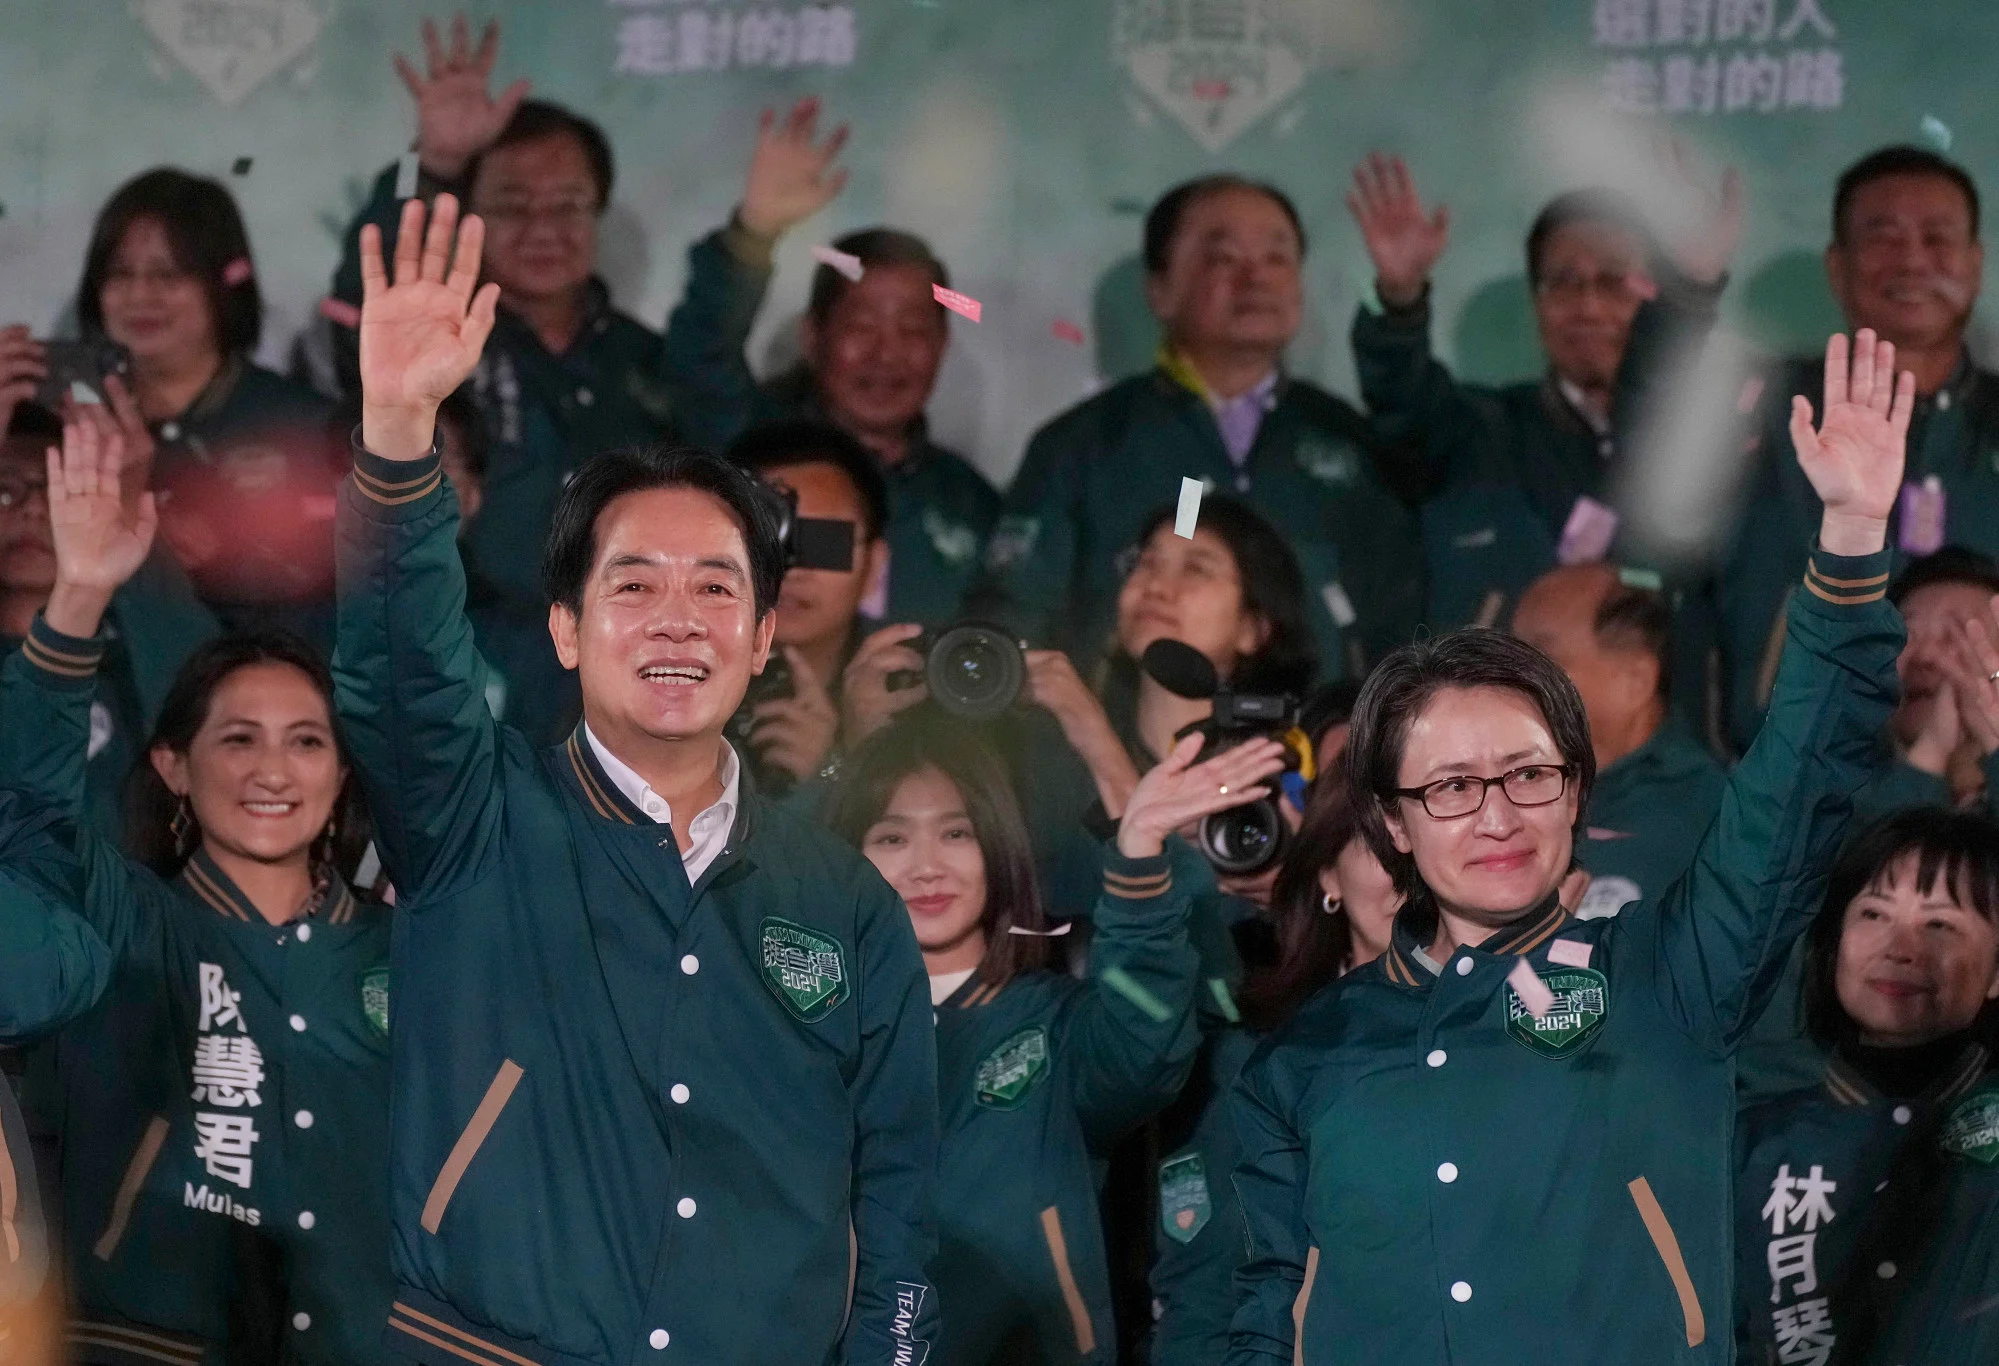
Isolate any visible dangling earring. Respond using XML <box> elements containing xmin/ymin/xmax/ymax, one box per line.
<box><xmin>1321</xmin><ymin>891</ymin><xmax>1342</xmax><ymax>916</ymax></box>
<box><xmin>170</xmin><ymin>796</ymin><xmax>195</xmax><ymax>859</ymax></box>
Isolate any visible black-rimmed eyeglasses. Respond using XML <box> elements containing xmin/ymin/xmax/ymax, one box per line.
<box><xmin>1392</xmin><ymin>764</ymin><xmax>1573</xmax><ymax>820</ymax></box>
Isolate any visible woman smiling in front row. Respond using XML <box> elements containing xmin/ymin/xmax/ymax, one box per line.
<box><xmin>1226</xmin><ymin>330</ymin><xmax>1914</xmax><ymax>1365</ymax></box>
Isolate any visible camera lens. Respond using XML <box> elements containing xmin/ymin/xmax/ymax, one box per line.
<box><xmin>925</xmin><ymin>624</ymin><xmax>1025</xmax><ymax>719</ymax></box>
<box><xmin>1200</xmin><ymin>799</ymin><xmax>1287</xmax><ymax>875</ymax></box>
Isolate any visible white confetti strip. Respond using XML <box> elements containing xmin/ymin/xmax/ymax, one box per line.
<box><xmin>1174</xmin><ymin>477</ymin><xmax>1202</xmax><ymax>539</ymax></box>
<box><xmin>396</xmin><ymin>151</ymin><xmax>420</xmax><ymax>200</ymax></box>
<box><xmin>1508</xmin><ymin>959</ymin><xmax>1555</xmax><ymax>1020</ymax></box>
<box><xmin>810</xmin><ymin>244</ymin><xmax>864</xmax><ymax>282</ymax></box>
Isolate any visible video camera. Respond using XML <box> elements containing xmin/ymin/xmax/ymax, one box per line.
<box><xmin>1141</xmin><ymin>639</ymin><xmax>1315</xmax><ymax>875</ymax></box>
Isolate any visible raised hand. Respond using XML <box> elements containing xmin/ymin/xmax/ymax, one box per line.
<box><xmin>359</xmin><ymin>194</ymin><xmax>500</xmax><ymax>461</ymax></box>
<box><xmin>1346</xmin><ymin>154</ymin><xmax>1450</xmax><ymax>309</ymax></box>
<box><xmin>1791</xmin><ymin>330</ymin><xmax>1915</xmax><ymax>557</ymax></box>
<box><xmin>840</xmin><ymin>623</ymin><xmax>927</xmax><ymax>746</ymax></box>
<box><xmin>749</xmin><ymin>648</ymin><xmax>841</xmax><ymax>780</ymax></box>
<box><xmin>1117</xmin><ymin>734</ymin><xmax>1287</xmax><ymax>859</ymax></box>
<box><xmin>1656</xmin><ymin>139</ymin><xmax>1743</xmax><ymax>287</ymax></box>
<box><xmin>394</xmin><ymin>14</ymin><xmax>531</xmax><ymax>181</ymax></box>
<box><xmin>738</xmin><ymin>98</ymin><xmax>850</xmax><ymax>240</ymax></box>
<box><xmin>1940</xmin><ymin>603</ymin><xmax>1999</xmax><ymax>760</ymax></box>
<box><xmin>42</xmin><ymin>405</ymin><xmax>157</xmax><ymax>639</ymax></box>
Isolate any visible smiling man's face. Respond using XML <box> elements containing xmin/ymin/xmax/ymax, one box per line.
<box><xmin>551</xmin><ymin>485</ymin><xmax>775</xmax><ymax>749</ymax></box>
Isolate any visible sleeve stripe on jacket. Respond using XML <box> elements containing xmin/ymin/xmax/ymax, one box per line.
<box><xmin>22</xmin><ymin>620</ymin><xmax>103</xmax><ymax>678</ymax></box>
<box><xmin>352</xmin><ymin>463</ymin><xmax>444</xmax><ymax>506</ymax></box>
<box><xmin>1802</xmin><ymin>559</ymin><xmax>1889</xmax><ymax>605</ymax></box>
<box><xmin>1104</xmin><ymin>868</ymin><xmax>1172</xmax><ymax>899</ymax></box>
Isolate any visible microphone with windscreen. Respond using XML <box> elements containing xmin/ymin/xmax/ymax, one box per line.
<box><xmin>1141</xmin><ymin>638</ymin><xmax>1220</xmax><ymax>700</ymax></box>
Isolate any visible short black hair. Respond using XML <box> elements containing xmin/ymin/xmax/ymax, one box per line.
<box><xmin>1833</xmin><ymin>145</ymin><xmax>1981</xmax><ymax>244</ymax></box>
<box><xmin>807</xmin><ymin>227</ymin><xmax>951</xmax><ymax>327</ymax></box>
<box><xmin>469</xmin><ymin>99</ymin><xmax>616</xmax><ymax>210</ymax></box>
<box><xmin>1143</xmin><ymin>175</ymin><xmax>1308</xmax><ymax>276</ymax></box>
<box><xmin>1594</xmin><ymin>573</ymin><xmax>1673</xmax><ymax>701</ymax></box>
<box><xmin>435</xmin><ymin>387</ymin><xmax>491</xmax><ymax>483</ymax></box>
<box><xmin>1347</xmin><ymin>630</ymin><xmax>1594</xmax><ymax>916</ymax></box>
<box><xmin>1801</xmin><ymin>806</ymin><xmax>1999</xmax><ymax>1051</ymax></box>
<box><xmin>1889</xmin><ymin>544</ymin><xmax>1999</xmax><ymax>607</ymax></box>
<box><xmin>542</xmin><ymin>446</ymin><xmax>783</xmax><ymax>618</ymax></box>
<box><xmin>1524</xmin><ymin>188</ymin><xmax>1653</xmax><ymax>285</ymax></box>
<box><xmin>727</xmin><ymin>418</ymin><xmax>889</xmax><ymax>543</ymax></box>
<box><xmin>77</xmin><ymin>167</ymin><xmax>263</xmax><ymax>355</ymax></box>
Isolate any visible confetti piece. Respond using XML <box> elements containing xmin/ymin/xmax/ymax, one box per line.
<box><xmin>810</xmin><ymin>244</ymin><xmax>864</xmax><ymax>282</ymax></box>
<box><xmin>1557</xmin><ymin>495</ymin><xmax>1619</xmax><ymax>566</ymax></box>
<box><xmin>1548</xmin><ymin>939</ymin><xmax>1593</xmax><ymax>969</ymax></box>
<box><xmin>1586</xmin><ymin>827</ymin><xmax>1633</xmax><ymax>841</ymax></box>
<box><xmin>396</xmin><ymin>151</ymin><xmax>420</xmax><ymax>200</ymax></box>
<box><xmin>1007</xmin><ymin>921</ymin><xmax>1074</xmax><ymax>937</ymax></box>
<box><xmin>1616</xmin><ymin>565</ymin><xmax>1663</xmax><ymax>591</ymax></box>
<box><xmin>231</xmin><ymin>156</ymin><xmax>252</xmax><ymax>176</ymax></box>
<box><xmin>1920</xmin><ymin>114</ymin><xmax>1954</xmax><ymax>152</ymax></box>
<box><xmin>1899</xmin><ymin>476</ymin><xmax>1947</xmax><ymax>556</ymax></box>
<box><xmin>932</xmin><ymin>284</ymin><xmax>982</xmax><ymax>323</ymax></box>
<box><xmin>1103</xmin><ymin>966</ymin><xmax>1174</xmax><ymax>1023</ymax></box>
<box><xmin>354</xmin><ymin>841</ymin><xmax>382</xmax><ymax>889</ymax></box>
<box><xmin>1507</xmin><ymin>959</ymin><xmax>1555</xmax><ymax>1020</ymax></box>
<box><xmin>1051</xmin><ymin>318</ymin><xmax>1086</xmax><ymax>346</ymax></box>
<box><xmin>1109</xmin><ymin>197</ymin><xmax>1147</xmax><ymax>216</ymax></box>
<box><xmin>1207</xmin><ymin>978</ymin><xmax>1241</xmax><ymax>1024</ymax></box>
<box><xmin>1472</xmin><ymin>590</ymin><xmax>1507</xmax><ymax>629</ymax></box>
<box><xmin>1191</xmin><ymin>80</ymin><xmax>1232</xmax><ymax>100</ymax></box>
<box><xmin>221</xmin><ymin>256</ymin><xmax>253</xmax><ymax>286</ymax></box>
<box><xmin>1174</xmin><ymin>476</ymin><xmax>1203</xmax><ymax>539</ymax></box>
<box><xmin>69</xmin><ymin>379</ymin><xmax>102</xmax><ymax>406</ymax></box>
<box><xmin>318</xmin><ymin>297</ymin><xmax>361</xmax><ymax>328</ymax></box>
<box><xmin>1320</xmin><ymin>581</ymin><xmax>1357</xmax><ymax>628</ymax></box>
<box><xmin>1735</xmin><ymin>375</ymin><xmax>1766</xmax><ymax>415</ymax></box>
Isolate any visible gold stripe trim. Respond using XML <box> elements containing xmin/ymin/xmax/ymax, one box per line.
<box><xmin>1801</xmin><ymin>576</ymin><xmax>1885</xmax><ymax>606</ymax></box>
<box><xmin>353</xmin><ymin>463</ymin><xmax>445</xmax><ymax>495</ymax></box>
<box><xmin>1805</xmin><ymin>566</ymin><xmax>1890</xmax><ymax>590</ymax></box>
<box><xmin>1511</xmin><ymin>908</ymin><xmax>1568</xmax><ymax>957</ymax></box>
<box><xmin>1627</xmin><ymin>1176</ymin><xmax>1707</xmax><ymax>1347</ymax></box>
<box><xmin>94</xmin><ymin>1116</ymin><xmax>171</xmax><ymax>1261</ymax></box>
<box><xmin>1104</xmin><ymin>867</ymin><xmax>1170</xmax><ymax>887</ymax></box>
<box><xmin>421</xmin><ymin>1061</ymin><xmax>524</xmax><ymax>1234</ymax></box>
<box><xmin>565</xmin><ymin>737</ymin><xmax>632</xmax><ymax>824</ymax></box>
<box><xmin>21</xmin><ymin>635</ymin><xmax>99</xmax><ymax>678</ymax></box>
<box><xmin>351</xmin><ymin>467</ymin><xmax>443</xmax><ymax>506</ymax></box>
<box><xmin>1039</xmin><ymin>1206</ymin><xmax>1096</xmax><ymax>1355</ymax></box>
<box><xmin>67</xmin><ymin>1334</ymin><xmax>203</xmax><ymax>1366</ymax></box>
<box><xmin>1291</xmin><ymin>1245</ymin><xmax>1320</xmax><ymax>1366</ymax></box>
<box><xmin>389</xmin><ymin>1303</ymin><xmax>544</xmax><ymax>1366</ymax></box>
<box><xmin>68</xmin><ymin>1322</ymin><xmax>206</xmax><ymax>1365</ymax></box>
<box><xmin>1104</xmin><ymin>875</ymin><xmax>1171</xmax><ymax>900</ymax></box>
<box><xmin>182</xmin><ymin>860</ymin><xmax>250</xmax><ymax>922</ymax></box>
<box><xmin>388</xmin><ymin>1318</ymin><xmax>518</xmax><ymax>1366</ymax></box>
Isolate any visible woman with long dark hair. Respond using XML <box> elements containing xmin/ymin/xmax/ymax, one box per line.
<box><xmin>1226</xmin><ymin>332</ymin><xmax>1911</xmax><ymax>1362</ymax></box>
<box><xmin>826</xmin><ymin>709</ymin><xmax>1284</xmax><ymax>1364</ymax></box>
<box><xmin>1736</xmin><ymin>807</ymin><xmax>1999</xmax><ymax>1365</ymax></box>
<box><xmin>0</xmin><ymin>415</ymin><xmax>393</xmax><ymax>1364</ymax></box>
<box><xmin>1149</xmin><ymin>761</ymin><xmax>1400</xmax><ymax>1365</ymax></box>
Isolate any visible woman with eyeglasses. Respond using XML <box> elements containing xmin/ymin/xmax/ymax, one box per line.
<box><xmin>1225</xmin><ymin>332</ymin><xmax>1912</xmax><ymax>1364</ymax></box>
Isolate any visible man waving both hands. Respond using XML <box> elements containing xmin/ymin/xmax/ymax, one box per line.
<box><xmin>335</xmin><ymin>193</ymin><xmax>938</xmax><ymax>1365</ymax></box>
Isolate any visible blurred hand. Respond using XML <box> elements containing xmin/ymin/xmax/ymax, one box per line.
<box><xmin>1118</xmin><ymin>734</ymin><xmax>1286</xmax><ymax>860</ymax></box>
<box><xmin>42</xmin><ymin>408</ymin><xmax>157</xmax><ymax>638</ymax></box>
<box><xmin>1939</xmin><ymin>603</ymin><xmax>1999</xmax><ymax>759</ymax></box>
<box><xmin>1025</xmin><ymin>648</ymin><xmax>1140</xmax><ymax>813</ymax></box>
<box><xmin>0</xmin><ymin>326</ymin><xmax>45</xmax><ymax>435</ymax></box>
<box><xmin>358</xmin><ymin>195</ymin><xmax>500</xmax><ymax>460</ymax></box>
<box><xmin>395</xmin><ymin>14</ymin><xmax>531</xmax><ymax>181</ymax></box>
<box><xmin>738</xmin><ymin>98</ymin><xmax>850</xmax><ymax>239</ymax></box>
<box><xmin>749</xmin><ymin>647</ymin><xmax>841</xmax><ymax>780</ymax></box>
<box><xmin>1656</xmin><ymin>140</ymin><xmax>1743</xmax><ymax>286</ymax></box>
<box><xmin>1346</xmin><ymin>154</ymin><xmax>1450</xmax><ymax>309</ymax></box>
<box><xmin>840</xmin><ymin>623</ymin><xmax>927</xmax><ymax>746</ymax></box>
<box><xmin>95</xmin><ymin>373</ymin><xmax>156</xmax><ymax>497</ymax></box>
<box><xmin>1792</xmin><ymin>330</ymin><xmax>1914</xmax><ymax>556</ymax></box>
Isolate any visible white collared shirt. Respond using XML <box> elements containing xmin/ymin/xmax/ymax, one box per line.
<box><xmin>929</xmin><ymin>969</ymin><xmax>976</xmax><ymax>1007</ymax></box>
<box><xmin>583</xmin><ymin>727</ymin><xmax>741</xmax><ymax>883</ymax></box>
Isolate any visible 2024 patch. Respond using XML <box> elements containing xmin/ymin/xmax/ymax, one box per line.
<box><xmin>759</xmin><ymin>918</ymin><xmax>850</xmax><ymax>1023</ymax></box>
<box><xmin>1941</xmin><ymin>1084</ymin><xmax>1999</xmax><ymax>1165</ymax></box>
<box><xmin>975</xmin><ymin>1027</ymin><xmax>1050</xmax><ymax>1110</ymax></box>
<box><xmin>1505</xmin><ymin>967</ymin><xmax>1609</xmax><ymax>1059</ymax></box>
<box><xmin>361</xmin><ymin>964</ymin><xmax>390</xmax><ymax>1039</ymax></box>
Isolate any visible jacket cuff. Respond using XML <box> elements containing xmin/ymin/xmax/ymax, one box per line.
<box><xmin>1353</xmin><ymin>287</ymin><xmax>1430</xmax><ymax>333</ymax></box>
<box><xmin>1102</xmin><ymin>848</ymin><xmax>1173</xmax><ymax>901</ymax></box>
<box><xmin>346</xmin><ymin>430</ymin><xmax>446</xmax><ymax>519</ymax></box>
<box><xmin>1798</xmin><ymin>544</ymin><xmax>1892</xmax><ymax>612</ymax></box>
<box><xmin>720</xmin><ymin>213</ymin><xmax>779</xmax><ymax>271</ymax></box>
<box><xmin>21</xmin><ymin>613</ymin><xmax>104</xmax><ymax>686</ymax></box>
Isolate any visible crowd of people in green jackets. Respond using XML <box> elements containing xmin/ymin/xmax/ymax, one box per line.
<box><xmin>4</xmin><ymin>12</ymin><xmax>1999</xmax><ymax>1365</ymax></box>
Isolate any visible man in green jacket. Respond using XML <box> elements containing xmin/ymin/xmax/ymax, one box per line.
<box><xmin>978</xmin><ymin>175</ymin><xmax>1422</xmax><ymax>680</ymax></box>
<box><xmin>1721</xmin><ymin>145</ymin><xmax>1996</xmax><ymax>751</ymax></box>
<box><xmin>661</xmin><ymin>100</ymin><xmax>1000</xmax><ymax>627</ymax></box>
<box><xmin>336</xmin><ymin>194</ymin><xmax>938</xmax><ymax>1366</ymax></box>
<box><xmin>328</xmin><ymin>18</ymin><xmax>682</xmax><ymax>609</ymax></box>
<box><xmin>1344</xmin><ymin>154</ymin><xmax>1742</xmax><ymax>700</ymax></box>
<box><xmin>1511</xmin><ymin>561</ymin><xmax>1726</xmax><ymax>919</ymax></box>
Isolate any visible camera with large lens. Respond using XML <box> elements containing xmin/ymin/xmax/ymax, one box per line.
<box><xmin>1141</xmin><ymin>639</ymin><xmax>1316</xmax><ymax>875</ymax></box>
<box><xmin>886</xmin><ymin>621</ymin><xmax>1028</xmax><ymax>719</ymax></box>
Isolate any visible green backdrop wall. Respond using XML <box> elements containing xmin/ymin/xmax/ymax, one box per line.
<box><xmin>0</xmin><ymin>0</ymin><xmax>1984</xmax><ymax>483</ymax></box>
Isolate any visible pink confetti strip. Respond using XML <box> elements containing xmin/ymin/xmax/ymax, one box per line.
<box><xmin>1898</xmin><ymin>477</ymin><xmax>1947</xmax><ymax>557</ymax></box>
<box><xmin>318</xmin><ymin>297</ymin><xmax>361</xmax><ymax>329</ymax></box>
<box><xmin>221</xmin><ymin>257</ymin><xmax>254</xmax><ymax>286</ymax></box>
<box><xmin>1547</xmin><ymin>939</ymin><xmax>1593</xmax><ymax>969</ymax></box>
<box><xmin>1507</xmin><ymin>959</ymin><xmax>1555</xmax><ymax>1020</ymax></box>
<box><xmin>1051</xmin><ymin>319</ymin><xmax>1086</xmax><ymax>346</ymax></box>
<box><xmin>1556</xmin><ymin>495</ymin><xmax>1619</xmax><ymax>566</ymax></box>
<box><xmin>933</xmin><ymin>284</ymin><xmax>982</xmax><ymax>323</ymax></box>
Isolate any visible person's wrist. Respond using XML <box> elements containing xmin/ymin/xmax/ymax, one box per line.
<box><xmin>44</xmin><ymin>580</ymin><xmax>114</xmax><ymax>639</ymax></box>
<box><xmin>734</xmin><ymin>200</ymin><xmax>787</xmax><ymax>242</ymax></box>
<box><xmin>1115</xmin><ymin>823</ymin><xmax>1165</xmax><ymax>859</ymax></box>
<box><xmin>361</xmin><ymin>406</ymin><xmax>439</xmax><ymax>463</ymax></box>
<box><xmin>1818</xmin><ymin>511</ymin><xmax>1888</xmax><ymax>558</ymax></box>
<box><xmin>1376</xmin><ymin>273</ymin><xmax>1427</xmax><ymax>310</ymax></box>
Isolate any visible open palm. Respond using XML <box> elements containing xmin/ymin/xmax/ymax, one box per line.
<box><xmin>47</xmin><ymin>407</ymin><xmax>156</xmax><ymax>594</ymax></box>
<box><xmin>359</xmin><ymin>194</ymin><xmax>499</xmax><ymax>428</ymax></box>
<box><xmin>739</xmin><ymin>98</ymin><xmax>850</xmax><ymax>239</ymax></box>
<box><xmin>1347</xmin><ymin>153</ymin><xmax>1450</xmax><ymax>303</ymax></box>
<box><xmin>1790</xmin><ymin>329</ymin><xmax>1914</xmax><ymax>528</ymax></box>
<box><xmin>395</xmin><ymin>15</ymin><xmax>530</xmax><ymax>179</ymax></box>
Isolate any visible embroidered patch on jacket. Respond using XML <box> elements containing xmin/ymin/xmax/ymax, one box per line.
<box><xmin>922</xmin><ymin>507</ymin><xmax>981</xmax><ymax>568</ymax></box>
<box><xmin>1505</xmin><ymin>967</ymin><xmax>1609</xmax><ymax>1058</ymax></box>
<box><xmin>974</xmin><ymin>1026</ymin><xmax>1050</xmax><ymax>1109</ymax></box>
<box><xmin>1941</xmin><ymin>1085</ymin><xmax>1999</xmax><ymax>1165</ymax></box>
<box><xmin>361</xmin><ymin>964</ymin><xmax>391</xmax><ymax>1038</ymax></box>
<box><xmin>1295</xmin><ymin>438</ymin><xmax>1359</xmax><ymax>486</ymax></box>
<box><xmin>1158</xmin><ymin>1152</ymin><xmax>1212</xmax><ymax>1244</ymax></box>
<box><xmin>760</xmin><ymin>918</ymin><xmax>851</xmax><ymax>1022</ymax></box>
<box><xmin>982</xmin><ymin>515</ymin><xmax>1040</xmax><ymax>571</ymax></box>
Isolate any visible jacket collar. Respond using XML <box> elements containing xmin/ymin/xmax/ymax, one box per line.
<box><xmin>1379</xmin><ymin>892</ymin><xmax>1571</xmax><ymax>989</ymax></box>
<box><xmin>939</xmin><ymin>971</ymin><xmax>1009</xmax><ymax>1011</ymax></box>
<box><xmin>178</xmin><ymin>847</ymin><xmax>356</xmax><ymax>925</ymax></box>
<box><xmin>557</xmin><ymin>724</ymin><xmax>764</xmax><ymax>852</ymax></box>
<box><xmin>1823</xmin><ymin>1041</ymin><xmax>1990</xmax><ymax>1111</ymax></box>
